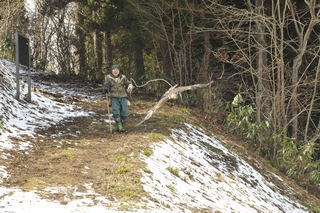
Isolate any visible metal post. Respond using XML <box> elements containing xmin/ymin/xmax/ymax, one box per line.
<box><xmin>27</xmin><ymin>41</ymin><xmax>31</xmax><ymax>102</ymax></box>
<box><xmin>15</xmin><ymin>32</ymin><xmax>20</xmax><ymax>100</ymax></box>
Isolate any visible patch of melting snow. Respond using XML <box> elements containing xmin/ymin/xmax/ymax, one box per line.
<box><xmin>105</xmin><ymin>117</ymin><xmax>115</xmax><ymax>124</ymax></box>
<box><xmin>0</xmin><ymin>60</ymin><xmax>96</xmax><ymax>196</ymax></box>
<box><xmin>30</xmin><ymin>71</ymin><xmax>103</xmax><ymax>101</ymax></box>
<box><xmin>0</xmin><ymin>60</ymin><xmax>92</xmax><ymax>150</ymax></box>
<box><xmin>0</xmin><ymin>166</ymin><xmax>9</xmax><ymax>183</ymax></box>
<box><xmin>141</xmin><ymin>123</ymin><xmax>309</xmax><ymax>213</ymax></box>
<box><xmin>0</xmin><ymin>186</ymin><xmax>118</xmax><ymax>213</ymax></box>
<box><xmin>0</xmin><ymin>184</ymin><xmax>168</xmax><ymax>213</ymax></box>
<box><xmin>17</xmin><ymin>140</ymin><xmax>33</xmax><ymax>150</ymax></box>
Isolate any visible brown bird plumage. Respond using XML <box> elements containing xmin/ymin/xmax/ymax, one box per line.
<box><xmin>137</xmin><ymin>81</ymin><xmax>214</xmax><ymax>126</ymax></box>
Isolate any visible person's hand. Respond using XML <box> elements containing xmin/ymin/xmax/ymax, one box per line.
<box><xmin>127</xmin><ymin>84</ymin><xmax>134</xmax><ymax>93</ymax></box>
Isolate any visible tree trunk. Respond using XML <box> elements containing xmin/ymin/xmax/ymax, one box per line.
<box><xmin>104</xmin><ymin>32</ymin><xmax>113</xmax><ymax>72</ymax></box>
<box><xmin>255</xmin><ymin>0</ymin><xmax>269</xmax><ymax>123</ymax></box>
<box><xmin>290</xmin><ymin>18</ymin><xmax>316</xmax><ymax>140</ymax></box>
<box><xmin>159</xmin><ymin>39</ymin><xmax>174</xmax><ymax>79</ymax></box>
<box><xmin>94</xmin><ymin>30</ymin><xmax>103</xmax><ymax>82</ymax></box>
<box><xmin>75</xmin><ymin>3</ymin><xmax>87</xmax><ymax>79</ymax></box>
<box><xmin>134</xmin><ymin>39</ymin><xmax>145</xmax><ymax>84</ymax></box>
<box><xmin>198</xmin><ymin>32</ymin><xmax>211</xmax><ymax>82</ymax></box>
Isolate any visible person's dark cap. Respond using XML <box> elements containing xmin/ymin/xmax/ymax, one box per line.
<box><xmin>111</xmin><ymin>65</ymin><xmax>119</xmax><ymax>70</ymax></box>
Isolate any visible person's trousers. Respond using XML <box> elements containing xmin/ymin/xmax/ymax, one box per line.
<box><xmin>111</xmin><ymin>97</ymin><xmax>128</xmax><ymax>121</ymax></box>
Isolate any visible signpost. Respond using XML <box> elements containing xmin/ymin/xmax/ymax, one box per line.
<box><xmin>15</xmin><ymin>32</ymin><xmax>31</xmax><ymax>102</ymax></box>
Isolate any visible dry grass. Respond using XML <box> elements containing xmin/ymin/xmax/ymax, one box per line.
<box><xmin>3</xmin><ymin>98</ymin><xmax>194</xmax><ymax>209</ymax></box>
<box><xmin>4</xmin><ymin>95</ymin><xmax>318</xmax><ymax>211</ymax></box>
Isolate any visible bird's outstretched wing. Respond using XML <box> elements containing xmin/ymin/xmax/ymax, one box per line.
<box><xmin>137</xmin><ymin>81</ymin><xmax>214</xmax><ymax>126</ymax></box>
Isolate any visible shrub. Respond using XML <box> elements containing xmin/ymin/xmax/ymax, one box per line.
<box><xmin>227</xmin><ymin>93</ymin><xmax>270</xmax><ymax>149</ymax></box>
<box><xmin>280</xmin><ymin>140</ymin><xmax>320</xmax><ymax>181</ymax></box>
<box><xmin>227</xmin><ymin>93</ymin><xmax>320</xmax><ymax>184</ymax></box>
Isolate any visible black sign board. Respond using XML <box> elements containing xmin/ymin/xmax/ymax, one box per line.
<box><xmin>15</xmin><ymin>32</ymin><xmax>31</xmax><ymax>102</ymax></box>
<box><xmin>17</xmin><ymin>34</ymin><xmax>30</xmax><ymax>67</ymax></box>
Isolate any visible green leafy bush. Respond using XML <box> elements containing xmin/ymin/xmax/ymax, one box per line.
<box><xmin>0</xmin><ymin>37</ymin><xmax>13</xmax><ymax>58</ymax></box>
<box><xmin>227</xmin><ymin>93</ymin><xmax>270</xmax><ymax>144</ymax></box>
<box><xmin>180</xmin><ymin>92</ymin><xmax>199</xmax><ymax>107</ymax></box>
<box><xmin>227</xmin><ymin>93</ymin><xmax>320</xmax><ymax>184</ymax></box>
<box><xmin>280</xmin><ymin>139</ymin><xmax>320</xmax><ymax>181</ymax></box>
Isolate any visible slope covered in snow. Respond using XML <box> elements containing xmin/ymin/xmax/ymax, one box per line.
<box><xmin>0</xmin><ymin>60</ymin><xmax>91</xmax><ymax>150</ymax></box>
<box><xmin>141</xmin><ymin>124</ymin><xmax>309</xmax><ymax>212</ymax></box>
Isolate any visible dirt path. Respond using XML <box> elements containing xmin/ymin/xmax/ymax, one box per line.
<box><xmin>1</xmin><ymin>93</ymin><xmax>190</xmax><ymax>210</ymax></box>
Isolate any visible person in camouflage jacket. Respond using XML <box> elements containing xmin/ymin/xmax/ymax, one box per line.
<box><xmin>104</xmin><ymin>65</ymin><xmax>134</xmax><ymax>132</ymax></box>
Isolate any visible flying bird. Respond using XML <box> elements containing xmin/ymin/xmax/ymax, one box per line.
<box><xmin>137</xmin><ymin>81</ymin><xmax>214</xmax><ymax>126</ymax></box>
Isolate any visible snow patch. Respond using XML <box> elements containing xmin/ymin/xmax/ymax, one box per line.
<box><xmin>141</xmin><ymin>123</ymin><xmax>309</xmax><ymax>212</ymax></box>
<box><xmin>0</xmin><ymin>166</ymin><xmax>9</xmax><ymax>183</ymax></box>
<box><xmin>0</xmin><ymin>60</ymin><xmax>91</xmax><ymax>151</ymax></box>
<box><xmin>0</xmin><ymin>185</ymin><xmax>170</xmax><ymax>213</ymax></box>
<box><xmin>0</xmin><ymin>187</ymin><xmax>118</xmax><ymax>213</ymax></box>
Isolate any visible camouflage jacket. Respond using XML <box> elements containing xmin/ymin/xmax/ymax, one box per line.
<box><xmin>104</xmin><ymin>74</ymin><xmax>131</xmax><ymax>98</ymax></box>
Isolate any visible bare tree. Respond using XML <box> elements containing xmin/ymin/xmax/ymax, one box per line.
<box><xmin>0</xmin><ymin>0</ymin><xmax>26</xmax><ymax>60</ymax></box>
<box><xmin>131</xmin><ymin>0</ymin><xmax>199</xmax><ymax>85</ymax></box>
<box><xmin>199</xmin><ymin>0</ymin><xmax>320</xmax><ymax>144</ymax></box>
<box><xmin>27</xmin><ymin>0</ymin><xmax>77</xmax><ymax>75</ymax></box>
<box><xmin>288</xmin><ymin>0</ymin><xmax>320</xmax><ymax>140</ymax></box>
<box><xmin>74</xmin><ymin>2</ymin><xmax>87</xmax><ymax>79</ymax></box>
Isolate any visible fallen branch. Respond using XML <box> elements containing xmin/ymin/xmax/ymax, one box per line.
<box><xmin>137</xmin><ymin>81</ymin><xmax>214</xmax><ymax>126</ymax></box>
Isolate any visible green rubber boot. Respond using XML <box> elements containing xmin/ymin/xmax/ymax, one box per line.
<box><xmin>116</xmin><ymin>122</ymin><xmax>124</xmax><ymax>132</ymax></box>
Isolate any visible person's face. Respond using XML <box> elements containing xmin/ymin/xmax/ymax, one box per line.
<box><xmin>112</xmin><ymin>68</ymin><xmax>120</xmax><ymax>76</ymax></box>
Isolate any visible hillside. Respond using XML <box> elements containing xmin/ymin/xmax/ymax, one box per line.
<box><xmin>0</xmin><ymin>60</ymin><xmax>318</xmax><ymax>212</ymax></box>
